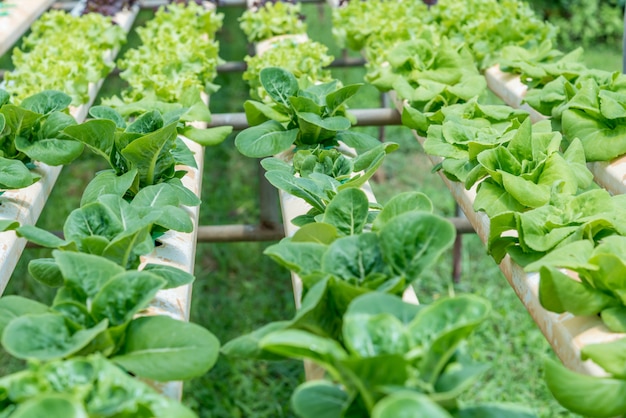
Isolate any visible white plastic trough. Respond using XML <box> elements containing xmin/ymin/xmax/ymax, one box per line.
<box><xmin>0</xmin><ymin>7</ymin><xmax>138</xmax><ymax>294</ymax></box>
<box><xmin>391</xmin><ymin>92</ymin><xmax>626</xmax><ymax>377</ymax></box>
<box><xmin>0</xmin><ymin>0</ymin><xmax>55</xmax><ymax>57</ymax></box>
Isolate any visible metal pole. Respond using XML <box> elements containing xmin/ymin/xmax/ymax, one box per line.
<box><xmin>208</xmin><ymin>108</ymin><xmax>402</xmax><ymax>130</ymax></box>
<box><xmin>452</xmin><ymin>203</ymin><xmax>463</xmax><ymax>283</ymax></box>
<box><xmin>258</xmin><ymin>160</ymin><xmax>282</xmax><ymax>229</ymax></box>
<box><xmin>196</xmin><ymin>224</ymin><xmax>284</xmax><ymax>242</ymax></box>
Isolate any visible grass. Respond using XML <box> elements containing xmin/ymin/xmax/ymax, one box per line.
<box><xmin>0</xmin><ymin>3</ymin><xmax>622</xmax><ymax>418</ymax></box>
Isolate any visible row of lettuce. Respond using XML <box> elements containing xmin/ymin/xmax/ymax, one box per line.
<box><xmin>328</xmin><ymin>0</ymin><xmax>626</xmax><ymax>417</ymax></box>
<box><xmin>216</xmin><ymin>5</ymin><xmax>540</xmax><ymax>418</ymax></box>
<box><xmin>0</xmin><ymin>3</ymin><xmax>232</xmax><ymax>417</ymax></box>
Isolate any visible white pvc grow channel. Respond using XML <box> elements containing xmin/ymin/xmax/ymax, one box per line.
<box><xmin>0</xmin><ymin>0</ymin><xmax>55</xmax><ymax>57</ymax></box>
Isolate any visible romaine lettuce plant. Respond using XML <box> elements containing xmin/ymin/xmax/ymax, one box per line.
<box><xmin>561</xmin><ymin>78</ymin><xmax>626</xmax><ymax>161</ymax></box>
<box><xmin>236</xmin><ymin>67</ymin><xmax>380</xmax><ymax>158</ymax></box>
<box><xmin>243</xmin><ymin>41</ymin><xmax>333</xmax><ymax>102</ymax></box>
<box><xmin>228</xmin><ymin>292</ymin><xmax>533</xmax><ymax>417</ymax></box>
<box><xmin>61</xmin><ymin>107</ymin><xmax>228</xmax><ymax>197</ymax></box>
<box><xmin>545</xmin><ymin>354</ymin><xmax>626</xmax><ymax>418</ymax></box>
<box><xmin>222</xmin><ymin>190</ymin><xmax>455</xmax><ymax>348</ymax></box>
<box><xmin>525</xmin><ymin>236</ymin><xmax>626</xmax><ymax>333</ymax></box>
<box><xmin>487</xmin><ymin>189</ymin><xmax>626</xmax><ymax>266</ymax></box>
<box><xmin>239</xmin><ymin>1</ymin><xmax>306</xmax><ymax>43</ymax></box>
<box><xmin>0</xmin><ymin>355</ymin><xmax>198</xmax><ymax>418</ymax></box>
<box><xmin>16</xmin><ymin>187</ymin><xmax>195</xmax><ymax>270</ymax></box>
<box><xmin>369</xmin><ymin>36</ymin><xmax>486</xmax><ymax>115</ymax></box>
<box><xmin>0</xmin><ymin>90</ymin><xmax>83</xmax><ymax>190</ymax></box>
<box><xmin>0</xmin><ymin>251</ymin><xmax>218</xmax><ymax>382</ymax></box>
<box><xmin>471</xmin><ymin>119</ymin><xmax>593</xmax><ymax>217</ymax></box>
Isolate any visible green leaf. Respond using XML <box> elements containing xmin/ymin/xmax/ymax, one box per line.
<box><xmin>291</xmin><ymin>381</ymin><xmax>347</xmax><ymax>418</ymax></box>
<box><xmin>325</xmin><ymin>84</ymin><xmax>362</xmax><ymax>115</ymax></box>
<box><xmin>89</xmin><ymin>105</ymin><xmax>126</xmax><ymax>128</ymax></box>
<box><xmin>264</xmin><ymin>240</ymin><xmax>326</xmax><ymax>277</ymax></box>
<box><xmin>54</xmin><ymin>251</ymin><xmax>125</xmax><ymax>298</ymax></box>
<box><xmin>143</xmin><ymin>264</ymin><xmax>195</xmax><ymax>289</ymax></box>
<box><xmin>260</xmin><ymin>329</ymin><xmax>348</xmax><ymax>366</ymax></box>
<box><xmin>372</xmin><ymin>392</ymin><xmax>453</xmax><ymax>418</ymax></box>
<box><xmin>264</xmin><ymin>171</ymin><xmax>326</xmax><ymax>212</ymax></box>
<box><xmin>126</xmin><ymin>110</ymin><xmax>164</xmax><ymax>134</ymax></box>
<box><xmin>2</xmin><ymin>314</ymin><xmax>107</xmax><ymax>360</ymax></box>
<box><xmin>235</xmin><ymin>120</ymin><xmax>298</xmax><ymax>158</ymax></box>
<box><xmin>28</xmin><ymin>258</ymin><xmax>64</xmax><ymax>287</ymax></box>
<box><xmin>343</xmin><ymin>313</ymin><xmax>408</xmax><ymax>357</ymax></box>
<box><xmin>244</xmin><ymin>100</ymin><xmax>290</xmax><ymax>126</ymax></box>
<box><xmin>91</xmin><ymin>271</ymin><xmax>165</xmax><ymax>326</ymax></box>
<box><xmin>322</xmin><ymin>188</ymin><xmax>369</xmax><ymax>236</ymax></box>
<box><xmin>545</xmin><ymin>358</ymin><xmax>626</xmax><ymax>417</ymax></box>
<box><xmin>582</xmin><ymin>338</ymin><xmax>626</xmax><ymax>379</ymax></box>
<box><xmin>372</xmin><ymin>192</ymin><xmax>433</xmax><ymax>231</ymax></box>
<box><xmin>113</xmin><ymin>316</ymin><xmax>220</xmax><ymax>381</ymax></box>
<box><xmin>601</xmin><ymin>306</ymin><xmax>626</xmax><ymax>333</ymax></box>
<box><xmin>11</xmin><ymin>395</ymin><xmax>87</xmax><ymax>418</ymax></box>
<box><xmin>20</xmin><ymin>91</ymin><xmax>71</xmax><ymax>114</ymax></box>
<box><xmin>379</xmin><ymin>212</ymin><xmax>455</xmax><ymax>282</ymax></box>
<box><xmin>260</xmin><ymin>67</ymin><xmax>299</xmax><ymax>107</ymax></box>
<box><xmin>292</xmin><ymin>223</ymin><xmax>339</xmax><ymax>245</ymax></box>
<box><xmin>346</xmin><ymin>293</ymin><xmax>422</xmax><ymax>325</ymax></box>
<box><xmin>409</xmin><ymin>295</ymin><xmax>490</xmax><ymax>383</ymax></box>
<box><xmin>183</xmin><ymin>125</ymin><xmax>232</xmax><ymax>146</ymax></box>
<box><xmin>335</xmin><ymin>130</ymin><xmax>380</xmax><ymax>153</ymax></box>
<box><xmin>321</xmin><ymin>233</ymin><xmax>387</xmax><ymax>286</ymax></box>
<box><xmin>221</xmin><ymin>321</ymin><xmax>291</xmax><ymax>360</ymax></box>
<box><xmin>63</xmin><ymin>119</ymin><xmax>117</xmax><ymax>161</ymax></box>
<box><xmin>0</xmin><ymin>295</ymin><xmax>49</xmax><ymax>336</ymax></box>
<box><xmin>80</xmin><ymin>169</ymin><xmax>138</xmax><ymax>206</ymax></box>
<box><xmin>538</xmin><ymin>266</ymin><xmax>614</xmax><ymax>316</ymax></box>
<box><xmin>0</xmin><ymin>157</ymin><xmax>39</xmax><ymax>189</ymax></box>
<box><xmin>121</xmin><ymin>121</ymin><xmax>179</xmax><ymax>187</ymax></box>
<box><xmin>16</xmin><ymin>225</ymin><xmax>68</xmax><ymax>248</ymax></box>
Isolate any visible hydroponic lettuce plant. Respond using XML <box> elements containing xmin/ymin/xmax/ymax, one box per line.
<box><xmin>545</xmin><ymin>340</ymin><xmax>626</xmax><ymax>418</ymax></box>
<box><xmin>332</xmin><ymin>0</ymin><xmax>555</xmax><ymax>70</ymax></box>
<box><xmin>243</xmin><ymin>40</ymin><xmax>333</xmax><ymax>102</ymax></box>
<box><xmin>228</xmin><ymin>292</ymin><xmax>535</xmax><ymax>418</ymax></box>
<box><xmin>0</xmin><ymin>355</ymin><xmax>198</xmax><ymax>418</ymax></box>
<box><xmin>114</xmin><ymin>2</ymin><xmax>223</xmax><ymax>103</ymax></box>
<box><xmin>561</xmin><ymin>78</ymin><xmax>626</xmax><ymax>161</ymax></box>
<box><xmin>0</xmin><ymin>251</ymin><xmax>219</xmax><ymax>383</ymax></box>
<box><xmin>471</xmin><ymin>119</ymin><xmax>593</xmax><ymax>218</ymax></box>
<box><xmin>239</xmin><ymin>1</ymin><xmax>306</xmax><ymax>43</ymax></box>
<box><xmin>4</xmin><ymin>10</ymin><xmax>125</xmax><ymax>105</ymax></box>
<box><xmin>236</xmin><ymin>67</ymin><xmax>381</xmax><ymax>158</ymax></box>
<box><xmin>0</xmin><ymin>90</ymin><xmax>83</xmax><ymax>190</ymax></box>
<box><xmin>261</xmin><ymin>145</ymin><xmax>397</xmax><ymax>226</ymax></box>
<box><xmin>223</xmin><ymin>190</ymin><xmax>455</xmax><ymax>350</ymax></box>
<box><xmin>525</xmin><ymin>236</ymin><xmax>626</xmax><ymax>333</ymax></box>
<box><xmin>369</xmin><ymin>36</ymin><xmax>486</xmax><ymax>115</ymax></box>
<box><xmin>487</xmin><ymin>188</ymin><xmax>626</xmax><ymax>266</ymax></box>
<box><xmin>406</xmin><ymin>96</ymin><xmax>528</xmax><ymax>158</ymax></box>
<box><xmin>61</xmin><ymin>106</ymin><xmax>227</xmax><ymax>197</ymax></box>
<box><xmin>331</xmin><ymin>0</ymin><xmax>429</xmax><ymax>55</ymax></box>
<box><xmin>17</xmin><ymin>186</ymin><xmax>196</xmax><ymax>271</ymax></box>
<box><xmin>427</xmin><ymin>0</ymin><xmax>556</xmax><ymax>69</ymax></box>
